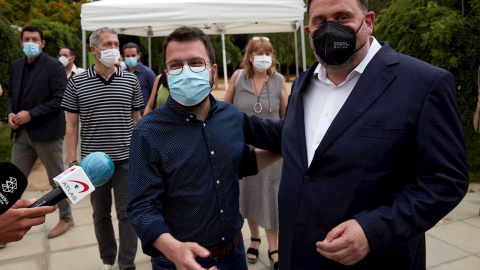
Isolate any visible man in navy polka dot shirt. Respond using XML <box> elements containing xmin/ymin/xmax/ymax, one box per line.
<box><xmin>127</xmin><ymin>27</ymin><xmax>281</xmax><ymax>270</ymax></box>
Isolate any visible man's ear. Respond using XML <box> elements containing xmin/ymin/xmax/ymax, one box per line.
<box><xmin>305</xmin><ymin>25</ymin><xmax>311</xmax><ymax>34</ymax></box>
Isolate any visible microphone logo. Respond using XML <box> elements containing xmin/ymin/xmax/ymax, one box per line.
<box><xmin>2</xmin><ymin>177</ymin><xmax>18</xmax><ymax>193</ymax></box>
<box><xmin>68</xmin><ymin>180</ymin><xmax>90</xmax><ymax>193</ymax></box>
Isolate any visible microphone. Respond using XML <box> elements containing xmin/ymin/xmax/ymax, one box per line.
<box><xmin>29</xmin><ymin>152</ymin><xmax>114</xmax><ymax>208</ymax></box>
<box><xmin>0</xmin><ymin>162</ymin><xmax>28</xmax><ymax>215</ymax></box>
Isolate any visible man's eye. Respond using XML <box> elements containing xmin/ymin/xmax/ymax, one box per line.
<box><xmin>190</xmin><ymin>61</ymin><xmax>203</xmax><ymax>66</ymax></box>
<box><xmin>169</xmin><ymin>63</ymin><xmax>182</xmax><ymax>69</ymax></box>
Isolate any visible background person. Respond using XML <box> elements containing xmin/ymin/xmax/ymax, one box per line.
<box><xmin>6</xmin><ymin>25</ymin><xmax>73</xmax><ymax>241</ymax></box>
<box><xmin>242</xmin><ymin>0</ymin><xmax>469</xmax><ymax>268</ymax></box>
<box><xmin>58</xmin><ymin>46</ymin><xmax>85</xmax><ymax>80</ymax></box>
<box><xmin>122</xmin><ymin>42</ymin><xmax>156</xmax><ymax>116</ymax></box>
<box><xmin>58</xmin><ymin>46</ymin><xmax>84</xmax><ymax>168</ymax></box>
<box><xmin>62</xmin><ymin>27</ymin><xmax>143</xmax><ymax>270</ymax></box>
<box><xmin>143</xmin><ymin>74</ymin><xmax>169</xmax><ymax>115</ymax></box>
<box><xmin>224</xmin><ymin>36</ymin><xmax>287</xmax><ymax>270</ymax></box>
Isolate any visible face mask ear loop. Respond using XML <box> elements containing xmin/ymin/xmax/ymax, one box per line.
<box><xmin>352</xmin><ymin>15</ymin><xmax>368</xmax><ymax>54</ymax></box>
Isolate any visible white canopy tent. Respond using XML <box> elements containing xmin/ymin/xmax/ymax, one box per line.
<box><xmin>80</xmin><ymin>0</ymin><xmax>307</xmax><ymax>88</ymax></box>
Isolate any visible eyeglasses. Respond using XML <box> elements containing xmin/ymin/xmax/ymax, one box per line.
<box><xmin>252</xmin><ymin>36</ymin><xmax>270</xmax><ymax>41</ymax></box>
<box><xmin>166</xmin><ymin>57</ymin><xmax>210</xmax><ymax>75</ymax></box>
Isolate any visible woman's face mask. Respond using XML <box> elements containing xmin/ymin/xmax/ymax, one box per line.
<box><xmin>252</xmin><ymin>55</ymin><xmax>272</xmax><ymax>73</ymax></box>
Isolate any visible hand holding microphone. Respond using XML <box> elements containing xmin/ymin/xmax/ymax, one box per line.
<box><xmin>0</xmin><ymin>162</ymin><xmax>55</xmax><ymax>243</ymax></box>
<box><xmin>0</xmin><ymin>199</ymin><xmax>56</xmax><ymax>243</ymax></box>
<box><xmin>29</xmin><ymin>152</ymin><xmax>115</xmax><ymax>208</ymax></box>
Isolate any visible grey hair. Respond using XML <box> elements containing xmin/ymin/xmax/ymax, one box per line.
<box><xmin>89</xmin><ymin>27</ymin><xmax>117</xmax><ymax>47</ymax></box>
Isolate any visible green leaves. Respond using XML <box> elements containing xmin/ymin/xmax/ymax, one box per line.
<box><xmin>376</xmin><ymin>0</ymin><xmax>480</xmax><ymax>173</ymax></box>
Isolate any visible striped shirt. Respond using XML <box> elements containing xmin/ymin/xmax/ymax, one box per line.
<box><xmin>61</xmin><ymin>66</ymin><xmax>144</xmax><ymax>163</ymax></box>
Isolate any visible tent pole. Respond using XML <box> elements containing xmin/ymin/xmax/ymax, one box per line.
<box><xmin>82</xmin><ymin>30</ymin><xmax>86</xmax><ymax>69</ymax></box>
<box><xmin>221</xmin><ymin>33</ymin><xmax>228</xmax><ymax>90</ymax></box>
<box><xmin>300</xmin><ymin>19</ymin><xmax>307</xmax><ymax>71</ymax></box>
<box><xmin>294</xmin><ymin>30</ymin><xmax>299</xmax><ymax>77</ymax></box>
<box><xmin>148</xmin><ymin>36</ymin><xmax>152</xmax><ymax>68</ymax></box>
<box><xmin>148</xmin><ymin>26</ymin><xmax>152</xmax><ymax>69</ymax></box>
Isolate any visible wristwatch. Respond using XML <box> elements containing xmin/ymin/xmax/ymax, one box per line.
<box><xmin>68</xmin><ymin>160</ymin><xmax>79</xmax><ymax>167</ymax></box>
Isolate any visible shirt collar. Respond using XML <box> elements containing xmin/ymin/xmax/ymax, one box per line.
<box><xmin>314</xmin><ymin>37</ymin><xmax>381</xmax><ymax>85</ymax></box>
<box><xmin>87</xmin><ymin>64</ymin><xmax>124</xmax><ymax>78</ymax></box>
<box><xmin>24</xmin><ymin>52</ymin><xmax>42</xmax><ymax>66</ymax></box>
<box><xmin>124</xmin><ymin>62</ymin><xmax>144</xmax><ymax>73</ymax></box>
<box><xmin>165</xmin><ymin>94</ymin><xmax>218</xmax><ymax>119</ymax></box>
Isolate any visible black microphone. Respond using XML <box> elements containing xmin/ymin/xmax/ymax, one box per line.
<box><xmin>0</xmin><ymin>162</ymin><xmax>28</xmax><ymax>215</ymax></box>
<box><xmin>29</xmin><ymin>152</ymin><xmax>114</xmax><ymax>208</ymax></box>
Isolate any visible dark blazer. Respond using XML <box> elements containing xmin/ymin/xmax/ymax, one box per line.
<box><xmin>243</xmin><ymin>42</ymin><xmax>469</xmax><ymax>269</ymax></box>
<box><xmin>7</xmin><ymin>52</ymin><xmax>67</xmax><ymax>142</ymax></box>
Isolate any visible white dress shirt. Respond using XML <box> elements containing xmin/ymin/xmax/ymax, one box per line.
<box><xmin>303</xmin><ymin>37</ymin><xmax>381</xmax><ymax>167</ymax></box>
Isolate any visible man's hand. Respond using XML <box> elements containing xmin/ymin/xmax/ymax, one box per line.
<box><xmin>0</xmin><ymin>199</ymin><xmax>56</xmax><ymax>243</ymax></box>
<box><xmin>170</xmin><ymin>242</ymin><xmax>218</xmax><ymax>270</ymax></box>
<box><xmin>153</xmin><ymin>233</ymin><xmax>218</xmax><ymax>270</ymax></box>
<box><xmin>316</xmin><ymin>219</ymin><xmax>371</xmax><ymax>265</ymax></box>
<box><xmin>7</xmin><ymin>113</ymin><xmax>19</xmax><ymax>129</ymax></box>
<box><xmin>12</xmin><ymin>110</ymin><xmax>32</xmax><ymax>125</ymax></box>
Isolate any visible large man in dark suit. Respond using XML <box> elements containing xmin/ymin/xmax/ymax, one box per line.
<box><xmin>243</xmin><ymin>0</ymin><xmax>469</xmax><ymax>269</ymax></box>
<box><xmin>6</xmin><ymin>25</ymin><xmax>74</xmax><ymax>240</ymax></box>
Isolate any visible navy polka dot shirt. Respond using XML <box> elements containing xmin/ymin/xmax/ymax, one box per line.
<box><xmin>128</xmin><ymin>95</ymin><xmax>258</xmax><ymax>257</ymax></box>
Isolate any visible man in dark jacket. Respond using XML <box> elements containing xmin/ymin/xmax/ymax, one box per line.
<box><xmin>243</xmin><ymin>0</ymin><xmax>469</xmax><ymax>269</ymax></box>
<box><xmin>6</xmin><ymin>25</ymin><xmax>73</xmax><ymax>240</ymax></box>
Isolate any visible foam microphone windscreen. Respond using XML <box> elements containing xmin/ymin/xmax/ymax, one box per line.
<box><xmin>78</xmin><ymin>152</ymin><xmax>114</xmax><ymax>187</ymax></box>
<box><xmin>0</xmin><ymin>162</ymin><xmax>28</xmax><ymax>215</ymax></box>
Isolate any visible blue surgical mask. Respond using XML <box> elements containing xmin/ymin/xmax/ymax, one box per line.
<box><xmin>23</xmin><ymin>42</ymin><xmax>41</xmax><ymax>58</ymax></box>
<box><xmin>125</xmin><ymin>57</ymin><xmax>138</xmax><ymax>68</ymax></box>
<box><xmin>168</xmin><ymin>66</ymin><xmax>212</xmax><ymax>107</ymax></box>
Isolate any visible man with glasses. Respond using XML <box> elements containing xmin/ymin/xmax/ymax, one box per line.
<box><xmin>62</xmin><ymin>27</ymin><xmax>143</xmax><ymax>270</ymax></box>
<box><xmin>6</xmin><ymin>25</ymin><xmax>73</xmax><ymax>242</ymax></box>
<box><xmin>127</xmin><ymin>26</ymin><xmax>281</xmax><ymax>270</ymax></box>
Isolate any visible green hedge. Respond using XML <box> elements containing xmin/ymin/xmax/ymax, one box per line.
<box><xmin>375</xmin><ymin>0</ymin><xmax>480</xmax><ymax>181</ymax></box>
<box><xmin>0</xmin><ymin>21</ymin><xmax>22</xmax><ymax>122</ymax></box>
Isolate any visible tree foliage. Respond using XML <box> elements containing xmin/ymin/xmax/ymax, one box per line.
<box><xmin>375</xmin><ymin>0</ymin><xmax>480</xmax><ymax>170</ymax></box>
<box><xmin>0</xmin><ymin>0</ymin><xmax>87</xmax><ymax>36</ymax></box>
<box><xmin>0</xmin><ymin>20</ymin><xmax>22</xmax><ymax>122</ymax></box>
<box><xmin>28</xmin><ymin>17</ymin><xmax>83</xmax><ymax>67</ymax></box>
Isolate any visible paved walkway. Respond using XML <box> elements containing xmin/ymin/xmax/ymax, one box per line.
<box><xmin>1</xmin><ymin>184</ymin><xmax>479</xmax><ymax>270</ymax></box>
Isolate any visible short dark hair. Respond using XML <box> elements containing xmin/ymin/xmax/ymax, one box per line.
<box><xmin>21</xmin><ymin>25</ymin><xmax>44</xmax><ymax>41</ymax></box>
<box><xmin>163</xmin><ymin>26</ymin><xmax>215</xmax><ymax>65</ymax></box>
<box><xmin>61</xmin><ymin>46</ymin><xmax>77</xmax><ymax>57</ymax></box>
<box><xmin>122</xmin><ymin>42</ymin><xmax>140</xmax><ymax>55</ymax></box>
<box><xmin>306</xmin><ymin>0</ymin><xmax>368</xmax><ymax>19</ymax></box>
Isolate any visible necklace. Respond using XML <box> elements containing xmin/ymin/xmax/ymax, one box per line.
<box><xmin>95</xmin><ymin>67</ymin><xmax>116</xmax><ymax>80</ymax></box>
<box><xmin>252</xmin><ymin>76</ymin><xmax>271</xmax><ymax>113</ymax></box>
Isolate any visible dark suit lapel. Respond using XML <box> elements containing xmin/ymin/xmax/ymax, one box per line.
<box><xmin>14</xmin><ymin>62</ymin><xmax>24</xmax><ymax>104</ymax></box>
<box><xmin>308</xmin><ymin>43</ymin><xmax>399</xmax><ymax>170</ymax></box>
<box><xmin>289</xmin><ymin>62</ymin><xmax>319</xmax><ymax>171</ymax></box>
<box><xmin>23</xmin><ymin>53</ymin><xmax>46</xmax><ymax>97</ymax></box>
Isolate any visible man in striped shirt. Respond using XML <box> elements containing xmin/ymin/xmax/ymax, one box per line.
<box><xmin>61</xmin><ymin>27</ymin><xmax>143</xmax><ymax>270</ymax></box>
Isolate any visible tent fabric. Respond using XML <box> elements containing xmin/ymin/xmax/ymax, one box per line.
<box><xmin>81</xmin><ymin>0</ymin><xmax>306</xmax><ymax>37</ymax></box>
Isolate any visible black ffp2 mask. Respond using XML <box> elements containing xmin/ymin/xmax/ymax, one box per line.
<box><xmin>312</xmin><ymin>19</ymin><xmax>366</xmax><ymax>66</ymax></box>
